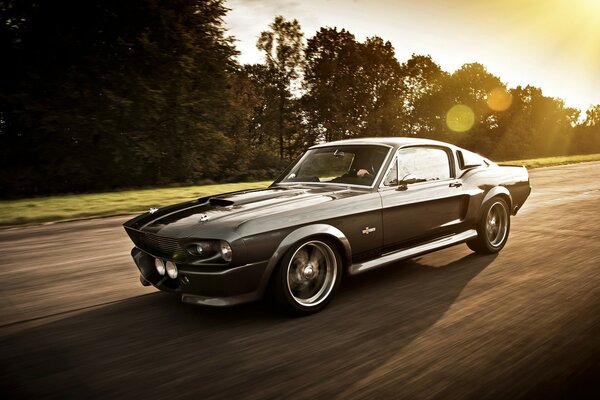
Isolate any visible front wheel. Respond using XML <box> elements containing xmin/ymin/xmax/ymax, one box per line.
<box><xmin>271</xmin><ymin>239</ymin><xmax>342</xmax><ymax>315</ymax></box>
<box><xmin>467</xmin><ymin>198</ymin><xmax>511</xmax><ymax>254</ymax></box>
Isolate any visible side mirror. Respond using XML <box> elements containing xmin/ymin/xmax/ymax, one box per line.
<box><xmin>396</xmin><ymin>173</ymin><xmax>417</xmax><ymax>191</ymax></box>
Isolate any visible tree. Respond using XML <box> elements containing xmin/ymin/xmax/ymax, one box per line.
<box><xmin>571</xmin><ymin>105</ymin><xmax>600</xmax><ymax>155</ymax></box>
<box><xmin>359</xmin><ymin>37</ymin><xmax>404</xmax><ymax>136</ymax></box>
<box><xmin>256</xmin><ymin>16</ymin><xmax>304</xmax><ymax>159</ymax></box>
<box><xmin>222</xmin><ymin>64</ymin><xmax>289</xmax><ymax>180</ymax></box>
<box><xmin>398</xmin><ymin>54</ymin><xmax>447</xmax><ymax>135</ymax></box>
<box><xmin>303</xmin><ymin>28</ymin><xmax>404</xmax><ymax>141</ymax></box>
<box><xmin>302</xmin><ymin>27</ymin><xmax>362</xmax><ymax>142</ymax></box>
<box><xmin>0</xmin><ymin>0</ymin><xmax>240</xmax><ymax>197</ymax></box>
<box><xmin>420</xmin><ymin>63</ymin><xmax>506</xmax><ymax>153</ymax></box>
<box><xmin>492</xmin><ymin>86</ymin><xmax>579</xmax><ymax>159</ymax></box>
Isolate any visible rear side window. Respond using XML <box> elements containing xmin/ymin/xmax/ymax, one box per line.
<box><xmin>397</xmin><ymin>147</ymin><xmax>451</xmax><ymax>181</ymax></box>
<box><xmin>457</xmin><ymin>150</ymin><xmax>486</xmax><ymax>169</ymax></box>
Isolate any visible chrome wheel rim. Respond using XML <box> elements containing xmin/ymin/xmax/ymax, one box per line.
<box><xmin>486</xmin><ymin>201</ymin><xmax>508</xmax><ymax>247</ymax></box>
<box><xmin>286</xmin><ymin>241</ymin><xmax>337</xmax><ymax>307</ymax></box>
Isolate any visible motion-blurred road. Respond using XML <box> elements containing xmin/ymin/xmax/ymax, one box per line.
<box><xmin>1</xmin><ymin>162</ymin><xmax>600</xmax><ymax>399</ymax></box>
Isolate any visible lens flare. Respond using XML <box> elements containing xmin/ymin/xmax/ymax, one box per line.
<box><xmin>446</xmin><ymin>104</ymin><xmax>475</xmax><ymax>132</ymax></box>
<box><xmin>487</xmin><ymin>87</ymin><xmax>513</xmax><ymax>111</ymax></box>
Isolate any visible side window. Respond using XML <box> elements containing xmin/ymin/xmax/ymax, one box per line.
<box><xmin>383</xmin><ymin>157</ymin><xmax>398</xmax><ymax>186</ymax></box>
<box><xmin>397</xmin><ymin>147</ymin><xmax>451</xmax><ymax>181</ymax></box>
<box><xmin>457</xmin><ymin>149</ymin><xmax>484</xmax><ymax>169</ymax></box>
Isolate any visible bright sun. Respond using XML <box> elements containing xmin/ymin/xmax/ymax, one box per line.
<box><xmin>585</xmin><ymin>0</ymin><xmax>600</xmax><ymax>11</ymax></box>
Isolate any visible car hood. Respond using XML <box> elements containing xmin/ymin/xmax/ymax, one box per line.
<box><xmin>125</xmin><ymin>185</ymin><xmax>371</xmax><ymax>239</ymax></box>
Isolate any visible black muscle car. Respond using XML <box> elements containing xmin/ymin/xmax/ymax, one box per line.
<box><xmin>124</xmin><ymin>138</ymin><xmax>531</xmax><ymax>314</ymax></box>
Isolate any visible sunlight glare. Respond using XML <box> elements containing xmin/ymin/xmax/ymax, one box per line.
<box><xmin>487</xmin><ymin>87</ymin><xmax>513</xmax><ymax>112</ymax></box>
<box><xmin>446</xmin><ymin>104</ymin><xmax>475</xmax><ymax>132</ymax></box>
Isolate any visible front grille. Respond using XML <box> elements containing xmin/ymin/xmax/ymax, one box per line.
<box><xmin>126</xmin><ymin>228</ymin><xmax>187</xmax><ymax>260</ymax></box>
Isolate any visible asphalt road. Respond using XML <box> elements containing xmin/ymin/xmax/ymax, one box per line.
<box><xmin>1</xmin><ymin>162</ymin><xmax>600</xmax><ymax>399</ymax></box>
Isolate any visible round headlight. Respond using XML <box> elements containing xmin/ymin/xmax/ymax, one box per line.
<box><xmin>166</xmin><ymin>261</ymin><xmax>178</xmax><ymax>279</ymax></box>
<box><xmin>187</xmin><ymin>242</ymin><xmax>210</xmax><ymax>256</ymax></box>
<box><xmin>220</xmin><ymin>241</ymin><xmax>232</xmax><ymax>262</ymax></box>
<box><xmin>154</xmin><ymin>258</ymin><xmax>166</xmax><ymax>275</ymax></box>
<box><xmin>193</xmin><ymin>243</ymin><xmax>204</xmax><ymax>255</ymax></box>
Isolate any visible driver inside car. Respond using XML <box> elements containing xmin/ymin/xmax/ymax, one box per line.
<box><xmin>356</xmin><ymin>168</ymin><xmax>372</xmax><ymax>178</ymax></box>
<box><xmin>352</xmin><ymin>149</ymin><xmax>385</xmax><ymax>179</ymax></box>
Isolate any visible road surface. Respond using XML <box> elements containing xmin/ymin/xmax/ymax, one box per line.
<box><xmin>1</xmin><ymin>162</ymin><xmax>600</xmax><ymax>399</ymax></box>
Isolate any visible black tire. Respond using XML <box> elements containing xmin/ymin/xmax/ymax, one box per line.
<box><xmin>467</xmin><ymin>197</ymin><xmax>511</xmax><ymax>254</ymax></box>
<box><xmin>271</xmin><ymin>239</ymin><xmax>342</xmax><ymax>315</ymax></box>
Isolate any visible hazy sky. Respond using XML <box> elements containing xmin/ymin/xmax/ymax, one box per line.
<box><xmin>224</xmin><ymin>0</ymin><xmax>600</xmax><ymax>113</ymax></box>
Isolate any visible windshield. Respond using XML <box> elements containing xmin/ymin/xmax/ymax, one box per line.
<box><xmin>277</xmin><ymin>145</ymin><xmax>390</xmax><ymax>187</ymax></box>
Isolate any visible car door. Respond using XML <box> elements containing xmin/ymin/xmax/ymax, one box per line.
<box><xmin>379</xmin><ymin>146</ymin><xmax>468</xmax><ymax>252</ymax></box>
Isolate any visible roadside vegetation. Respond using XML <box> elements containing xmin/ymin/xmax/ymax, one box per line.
<box><xmin>2</xmin><ymin>1</ymin><xmax>600</xmax><ymax>199</ymax></box>
<box><xmin>500</xmin><ymin>153</ymin><xmax>600</xmax><ymax>169</ymax></box>
<box><xmin>2</xmin><ymin>154</ymin><xmax>600</xmax><ymax>227</ymax></box>
<box><xmin>0</xmin><ymin>181</ymin><xmax>271</xmax><ymax>227</ymax></box>
<box><xmin>2</xmin><ymin>1</ymin><xmax>599</xmax><ymax>226</ymax></box>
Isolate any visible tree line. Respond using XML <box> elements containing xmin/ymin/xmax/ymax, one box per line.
<box><xmin>1</xmin><ymin>0</ymin><xmax>599</xmax><ymax>198</ymax></box>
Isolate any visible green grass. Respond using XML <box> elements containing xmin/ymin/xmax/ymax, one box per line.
<box><xmin>0</xmin><ymin>181</ymin><xmax>272</xmax><ymax>227</ymax></box>
<box><xmin>499</xmin><ymin>153</ymin><xmax>600</xmax><ymax>169</ymax></box>
<box><xmin>2</xmin><ymin>153</ymin><xmax>600</xmax><ymax>227</ymax></box>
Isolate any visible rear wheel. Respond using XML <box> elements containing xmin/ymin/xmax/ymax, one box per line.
<box><xmin>467</xmin><ymin>198</ymin><xmax>510</xmax><ymax>254</ymax></box>
<box><xmin>272</xmin><ymin>239</ymin><xmax>342</xmax><ymax>315</ymax></box>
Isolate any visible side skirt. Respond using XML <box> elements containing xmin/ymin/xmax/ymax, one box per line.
<box><xmin>348</xmin><ymin>229</ymin><xmax>478</xmax><ymax>275</ymax></box>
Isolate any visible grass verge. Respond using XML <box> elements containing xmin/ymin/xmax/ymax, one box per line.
<box><xmin>0</xmin><ymin>181</ymin><xmax>272</xmax><ymax>227</ymax></box>
<box><xmin>2</xmin><ymin>153</ymin><xmax>600</xmax><ymax>227</ymax></box>
<box><xmin>499</xmin><ymin>153</ymin><xmax>600</xmax><ymax>169</ymax></box>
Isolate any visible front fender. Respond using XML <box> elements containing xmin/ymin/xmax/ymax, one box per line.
<box><xmin>257</xmin><ymin>224</ymin><xmax>352</xmax><ymax>295</ymax></box>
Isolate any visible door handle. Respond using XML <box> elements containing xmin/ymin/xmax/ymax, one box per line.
<box><xmin>449</xmin><ymin>182</ymin><xmax>462</xmax><ymax>188</ymax></box>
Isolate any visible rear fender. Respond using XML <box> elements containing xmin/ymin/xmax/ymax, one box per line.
<box><xmin>483</xmin><ymin>186</ymin><xmax>512</xmax><ymax>209</ymax></box>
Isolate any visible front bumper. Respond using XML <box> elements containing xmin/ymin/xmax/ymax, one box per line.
<box><xmin>131</xmin><ymin>247</ymin><xmax>269</xmax><ymax>306</ymax></box>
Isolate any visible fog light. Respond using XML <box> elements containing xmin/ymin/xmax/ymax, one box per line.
<box><xmin>220</xmin><ymin>241</ymin><xmax>232</xmax><ymax>262</ymax></box>
<box><xmin>166</xmin><ymin>260</ymin><xmax>178</xmax><ymax>279</ymax></box>
<box><xmin>155</xmin><ymin>258</ymin><xmax>166</xmax><ymax>275</ymax></box>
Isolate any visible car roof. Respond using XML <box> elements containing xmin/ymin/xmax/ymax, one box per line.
<box><xmin>309</xmin><ymin>137</ymin><xmax>455</xmax><ymax>149</ymax></box>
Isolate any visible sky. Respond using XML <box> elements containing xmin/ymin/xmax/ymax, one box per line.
<box><xmin>223</xmin><ymin>0</ymin><xmax>600</xmax><ymax>113</ymax></box>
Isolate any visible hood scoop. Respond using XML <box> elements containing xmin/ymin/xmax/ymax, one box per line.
<box><xmin>208</xmin><ymin>198</ymin><xmax>234</xmax><ymax>207</ymax></box>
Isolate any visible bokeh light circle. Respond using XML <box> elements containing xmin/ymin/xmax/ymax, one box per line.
<box><xmin>487</xmin><ymin>87</ymin><xmax>513</xmax><ymax>111</ymax></box>
<box><xmin>446</xmin><ymin>104</ymin><xmax>475</xmax><ymax>132</ymax></box>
